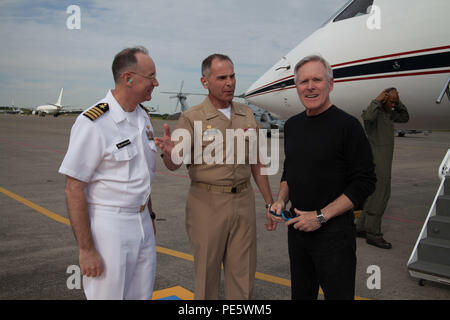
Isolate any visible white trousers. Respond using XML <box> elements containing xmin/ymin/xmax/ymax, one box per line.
<box><xmin>83</xmin><ymin>206</ymin><xmax>156</xmax><ymax>300</ymax></box>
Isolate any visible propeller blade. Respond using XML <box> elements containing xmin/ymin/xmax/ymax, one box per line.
<box><xmin>182</xmin><ymin>93</ymin><xmax>207</xmax><ymax>96</ymax></box>
<box><xmin>179</xmin><ymin>80</ymin><xmax>184</xmax><ymax>94</ymax></box>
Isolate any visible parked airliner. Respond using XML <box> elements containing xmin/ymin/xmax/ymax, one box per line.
<box><xmin>34</xmin><ymin>88</ymin><xmax>64</xmax><ymax>116</ymax></box>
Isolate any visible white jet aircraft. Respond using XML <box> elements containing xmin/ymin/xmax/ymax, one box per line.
<box><xmin>245</xmin><ymin>0</ymin><xmax>450</xmax><ymax>130</ymax></box>
<box><xmin>34</xmin><ymin>88</ymin><xmax>65</xmax><ymax>117</ymax></box>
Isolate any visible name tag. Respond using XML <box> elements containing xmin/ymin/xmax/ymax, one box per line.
<box><xmin>116</xmin><ymin>139</ymin><xmax>131</xmax><ymax>149</ymax></box>
<box><xmin>204</xmin><ymin>128</ymin><xmax>220</xmax><ymax>135</ymax></box>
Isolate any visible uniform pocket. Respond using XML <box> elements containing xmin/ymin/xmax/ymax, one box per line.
<box><xmin>112</xmin><ymin>144</ymin><xmax>138</xmax><ymax>161</ymax></box>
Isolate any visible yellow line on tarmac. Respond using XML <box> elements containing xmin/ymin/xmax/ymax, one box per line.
<box><xmin>156</xmin><ymin>245</ymin><xmax>292</xmax><ymax>288</ymax></box>
<box><xmin>0</xmin><ymin>186</ymin><xmax>70</xmax><ymax>226</ymax></box>
<box><xmin>152</xmin><ymin>286</ymin><xmax>194</xmax><ymax>300</ymax></box>
<box><xmin>156</xmin><ymin>246</ymin><xmax>194</xmax><ymax>262</ymax></box>
<box><xmin>0</xmin><ymin>186</ymin><xmax>368</xmax><ymax>299</ymax></box>
<box><xmin>255</xmin><ymin>272</ymin><xmax>292</xmax><ymax>287</ymax></box>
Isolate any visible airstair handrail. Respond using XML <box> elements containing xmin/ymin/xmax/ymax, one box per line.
<box><xmin>436</xmin><ymin>76</ymin><xmax>450</xmax><ymax>104</ymax></box>
<box><xmin>438</xmin><ymin>148</ymin><xmax>450</xmax><ymax>180</ymax></box>
<box><xmin>407</xmin><ymin>148</ymin><xmax>450</xmax><ymax>266</ymax></box>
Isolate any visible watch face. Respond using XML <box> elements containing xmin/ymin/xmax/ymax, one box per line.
<box><xmin>317</xmin><ymin>214</ymin><xmax>326</xmax><ymax>224</ymax></box>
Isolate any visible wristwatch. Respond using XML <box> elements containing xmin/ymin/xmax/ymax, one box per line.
<box><xmin>316</xmin><ymin>209</ymin><xmax>326</xmax><ymax>225</ymax></box>
<box><xmin>150</xmin><ymin>211</ymin><xmax>156</xmax><ymax>220</ymax></box>
<box><xmin>265</xmin><ymin>203</ymin><xmax>272</xmax><ymax>209</ymax></box>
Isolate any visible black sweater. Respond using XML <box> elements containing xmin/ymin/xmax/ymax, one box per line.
<box><xmin>281</xmin><ymin>105</ymin><xmax>376</xmax><ymax>230</ymax></box>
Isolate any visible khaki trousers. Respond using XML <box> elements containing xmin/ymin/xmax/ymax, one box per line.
<box><xmin>185</xmin><ymin>182</ymin><xmax>256</xmax><ymax>300</ymax></box>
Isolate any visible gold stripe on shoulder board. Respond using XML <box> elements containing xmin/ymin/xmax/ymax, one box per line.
<box><xmin>83</xmin><ymin>103</ymin><xmax>109</xmax><ymax>121</ymax></box>
<box><xmin>89</xmin><ymin>107</ymin><xmax>102</xmax><ymax>117</ymax></box>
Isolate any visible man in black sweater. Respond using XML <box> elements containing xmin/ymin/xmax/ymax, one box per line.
<box><xmin>271</xmin><ymin>55</ymin><xmax>376</xmax><ymax>300</ymax></box>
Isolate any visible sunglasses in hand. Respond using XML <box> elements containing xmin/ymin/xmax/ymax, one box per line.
<box><xmin>269</xmin><ymin>208</ymin><xmax>296</xmax><ymax>221</ymax></box>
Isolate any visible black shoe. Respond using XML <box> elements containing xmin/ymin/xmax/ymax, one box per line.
<box><xmin>356</xmin><ymin>230</ymin><xmax>366</xmax><ymax>238</ymax></box>
<box><xmin>366</xmin><ymin>237</ymin><xmax>392</xmax><ymax>249</ymax></box>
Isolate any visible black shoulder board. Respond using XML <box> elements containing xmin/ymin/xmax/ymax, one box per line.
<box><xmin>83</xmin><ymin>103</ymin><xmax>109</xmax><ymax>121</ymax></box>
<box><xmin>139</xmin><ymin>103</ymin><xmax>151</xmax><ymax>116</ymax></box>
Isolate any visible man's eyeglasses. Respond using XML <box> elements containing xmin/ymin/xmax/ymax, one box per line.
<box><xmin>128</xmin><ymin>71</ymin><xmax>157</xmax><ymax>81</ymax></box>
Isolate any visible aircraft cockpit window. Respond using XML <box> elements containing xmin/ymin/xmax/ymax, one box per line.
<box><xmin>333</xmin><ymin>0</ymin><xmax>374</xmax><ymax>23</ymax></box>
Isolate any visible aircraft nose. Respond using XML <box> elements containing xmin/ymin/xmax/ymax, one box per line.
<box><xmin>244</xmin><ymin>78</ymin><xmax>262</xmax><ymax>99</ymax></box>
<box><xmin>244</xmin><ymin>71</ymin><xmax>274</xmax><ymax>102</ymax></box>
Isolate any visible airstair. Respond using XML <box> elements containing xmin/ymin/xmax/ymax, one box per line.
<box><xmin>408</xmin><ymin>149</ymin><xmax>450</xmax><ymax>286</ymax></box>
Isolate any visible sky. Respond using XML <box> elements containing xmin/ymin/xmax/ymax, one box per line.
<box><xmin>0</xmin><ymin>0</ymin><xmax>348</xmax><ymax>114</ymax></box>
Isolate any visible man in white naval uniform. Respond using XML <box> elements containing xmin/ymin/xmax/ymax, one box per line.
<box><xmin>59</xmin><ymin>46</ymin><xmax>159</xmax><ymax>299</ymax></box>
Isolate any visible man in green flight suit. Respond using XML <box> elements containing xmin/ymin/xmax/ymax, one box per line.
<box><xmin>356</xmin><ymin>88</ymin><xmax>409</xmax><ymax>249</ymax></box>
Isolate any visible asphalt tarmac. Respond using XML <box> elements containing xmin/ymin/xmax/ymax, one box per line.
<box><xmin>1</xmin><ymin>113</ymin><xmax>449</xmax><ymax>300</ymax></box>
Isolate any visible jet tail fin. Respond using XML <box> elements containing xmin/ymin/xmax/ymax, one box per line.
<box><xmin>55</xmin><ymin>88</ymin><xmax>63</xmax><ymax>107</ymax></box>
